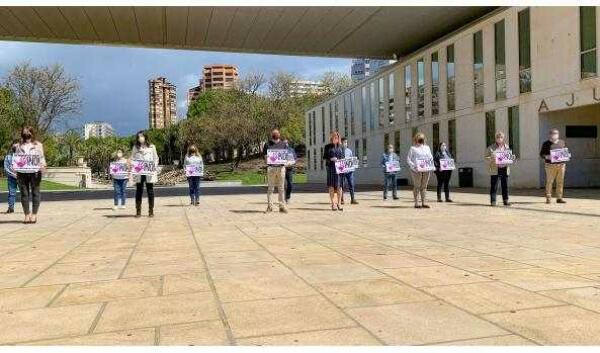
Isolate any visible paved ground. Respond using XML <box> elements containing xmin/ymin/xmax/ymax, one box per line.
<box><xmin>2</xmin><ymin>190</ymin><xmax>600</xmax><ymax>345</ymax></box>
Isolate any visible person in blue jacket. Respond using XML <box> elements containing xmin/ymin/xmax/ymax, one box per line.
<box><xmin>380</xmin><ymin>144</ymin><xmax>400</xmax><ymax>200</ymax></box>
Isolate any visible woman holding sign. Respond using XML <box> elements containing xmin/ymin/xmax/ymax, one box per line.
<box><xmin>131</xmin><ymin>131</ymin><xmax>159</xmax><ymax>217</ymax></box>
<box><xmin>484</xmin><ymin>131</ymin><xmax>512</xmax><ymax>207</ymax></box>
<box><xmin>406</xmin><ymin>132</ymin><xmax>434</xmax><ymax>209</ymax></box>
<box><xmin>324</xmin><ymin>132</ymin><xmax>344</xmax><ymax>211</ymax></box>
<box><xmin>433</xmin><ymin>142</ymin><xmax>454</xmax><ymax>203</ymax></box>
<box><xmin>184</xmin><ymin>145</ymin><xmax>203</xmax><ymax>206</ymax></box>
<box><xmin>14</xmin><ymin>126</ymin><xmax>46</xmax><ymax>224</ymax></box>
<box><xmin>110</xmin><ymin>149</ymin><xmax>129</xmax><ymax>210</ymax></box>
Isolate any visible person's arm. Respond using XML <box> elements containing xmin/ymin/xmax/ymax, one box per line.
<box><xmin>540</xmin><ymin>141</ymin><xmax>550</xmax><ymax>160</ymax></box>
<box><xmin>406</xmin><ymin>148</ymin><xmax>416</xmax><ymax>170</ymax></box>
<box><xmin>38</xmin><ymin>143</ymin><xmax>47</xmax><ymax>170</ymax></box>
<box><xmin>152</xmin><ymin>145</ymin><xmax>159</xmax><ymax>166</ymax></box>
<box><xmin>484</xmin><ymin>146</ymin><xmax>492</xmax><ymax>162</ymax></box>
<box><xmin>380</xmin><ymin>154</ymin><xmax>386</xmax><ymax>168</ymax></box>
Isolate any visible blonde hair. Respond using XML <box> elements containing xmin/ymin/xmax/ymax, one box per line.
<box><xmin>413</xmin><ymin>132</ymin><xmax>426</xmax><ymax>144</ymax></box>
<box><xmin>329</xmin><ymin>131</ymin><xmax>341</xmax><ymax>144</ymax></box>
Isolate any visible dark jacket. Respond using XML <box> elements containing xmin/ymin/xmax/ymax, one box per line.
<box><xmin>539</xmin><ymin>139</ymin><xmax>566</xmax><ymax>164</ymax></box>
<box><xmin>323</xmin><ymin>143</ymin><xmax>344</xmax><ymax>167</ymax></box>
<box><xmin>434</xmin><ymin>150</ymin><xmax>454</xmax><ymax>171</ymax></box>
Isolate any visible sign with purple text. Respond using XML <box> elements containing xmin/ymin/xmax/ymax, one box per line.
<box><xmin>494</xmin><ymin>150</ymin><xmax>514</xmax><ymax>166</ymax></box>
<box><xmin>550</xmin><ymin>148</ymin><xmax>571</xmax><ymax>163</ymax></box>
<box><xmin>109</xmin><ymin>162</ymin><xmax>129</xmax><ymax>179</ymax></box>
<box><xmin>416</xmin><ymin>157</ymin><xmax>435</xmax><ymax>172</ymax></box>
<box><xmin>385</xmin><ymin>160</ymin><xmax>401</xmax><ymax>173</ymax></box>
<box><xmin>335</xmin><ymin>157</ymin><xmax>360</xmax><ymax>174</ymax></box>
<box><xmin>185</xmin><ymin>162</ymin><xmax>204</xmax><ymax>177</ymax></box>
<box><xmin>131</xmin><ymin>160</ymin><xmax>157</xmax><ymax>176</ymax></box>
<box><xmin>439</xmin><ymin>158</ymin><xmax>456</xmax><ymax>171</ymax></box>
<box><xmin>266</xmin><ymin>149</ymin><xmax>289</xmax><ymax>165</ymax></box>
<box><xmin>12</xmin><ymin>153</ymin><xmax>41</xmax><ymax>173</ymax></box>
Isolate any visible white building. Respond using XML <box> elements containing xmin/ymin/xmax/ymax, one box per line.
<box><xmin>84</xmin><ymin>122</ymin><xmax>115</xmax><ymax>140</ymax></box>
<box><xmin>306</xmin><ymin>6</ymin><xmax>600</xmax><ymax>189</ymax></box>
<box><xmin>351</xmin><ymin>58</ymin><xmax>395</xmax><ymax>82</ymax></box>
<box><xmin>290</xmin><ymin>80</ymin><xmax>326</xmax><ymax>97</ymax></box>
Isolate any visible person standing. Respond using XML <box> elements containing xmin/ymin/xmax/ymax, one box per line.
<box><xmin>406</xmin><ymin>133</ymin><xmax>433</xmax><ymax>208</ymax></box>
<box><xmin>380</xmin><ymin>144</ymin><xmax>400</xmax><ymax>201</ymax></box>
<box><xmin>340</xmin><ymin>137</ymin><xmax>358</xmax><ymax>205</ymax></box>
<box><xmin>324</xmin><ymin>132</ymin><xmax>344</xmax><ymax>211</ymax></box>
<box><xmin>263</xmin><ymin>129</ymin><xmax>288</xmax><ymax>213</ymax></box>
<box><xmin>485</xmin><ymin>131</ymin><xmax>512</xmax><ymax>207</ymax></box>
<box><xmin>15</xmin><ymin>126</ymin><xmax>46</xmax><ymax>223</ymax></box>
<box><xmin>184</xmin><ymin>145</ymin><xmax>203</xmax><ymax>206</ymax></box>
<box><xmin>283</xmin><ymin>139</ymin><xmax>296</xmax><ymax>204</ymax></box>
<box><xmin>111</xmin><ymin>149</ymin><xmax>128</xmax><ymax>210</ymax></box>
<box><xmin>540</xmin><ymin>128</ymin><xmax>567</xmax><ymax>204</ymax></box>
<box><xmin>433</xmin><ymin>142</ymin><xmax>454</xmax><ymax>203</ymax></box>
<box><xmin>3</xmin><ymin>142</ymin><xmax>18</xmax><ymax>214</ymax></box>
<box><xmin>131</xmin><ymin>131</ymin><xmax>159</xmax><ymax>217</ymax></box>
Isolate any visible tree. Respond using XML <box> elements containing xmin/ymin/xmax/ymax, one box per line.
<box><xmin>320</xmin><ymin>71</ymin><xmax>353</xmax><ymax>97</ymax></box>
<box><xmin>0</xmin><ymin>87</ymin><xmax>22</xmax><ymax>154</ymax></box>
<box><xmin>268</xmin><ymin>72</ymin><xmax>296</xmax><ymax>100</ymax></box>
<box><xmin>239</xmin><ymin>71</ymin><xmax>266</xmax><ymax>95</ymax></box>
<box><xmin>59</xmin><ymin>129</ymin><xmax>83</xmax><ymax>165</ymax></box>
<box><xmin>3</xmin><ymin>62</ymin><xmax>82</xmax><ymax>137</ymax></box>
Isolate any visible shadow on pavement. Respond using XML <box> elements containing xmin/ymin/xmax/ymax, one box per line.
<box><xmin>103</xmin><ymin>214</ymin><xmax>139</xmax><ymax>218</ymax></box>
<box><xmin>0</xmin><ymin>220</ymin><xmax>23</xmax><ymax>224</ymax></box>
<box><xmin>230</xmin><ymin>210</ymin><xmax>265</xmax><ymax>214</ymax></box>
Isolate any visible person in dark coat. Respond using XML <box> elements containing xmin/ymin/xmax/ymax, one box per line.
<box><xmin>433</xmin><ymin>142</ymin><xmax>454</xmax><ymax>202</ymax></box>
<box><xmin>323</xmin><ymin>131</ymin><xmax>344</xmax><ymax>211</ymax></box>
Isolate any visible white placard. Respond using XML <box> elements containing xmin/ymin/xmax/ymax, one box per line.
<box><xmin>494</xmin><ymin>150</ymin><xmax>514</xmax><ymax>166</ymax></box>
<box><xmin>131</xmin><ymin>159</ymin><xmax>157</xmax><ymax>176</ymax></box>
<box><xmin>439</xmin><ymin>158</ymin><xmax>455</xmax><ymax>171</ymax></box>
<box><xmin>185</xmin><ymin>162</ymin><xmax>204</xmax><ymax>177</ymax></box>
<box><xmin>335</xmin><ymin>157</ymin><xmax>359</xmax><ymax>174</ymax></box>
<box><xmin>416</xmin><ymin>157</ymin><xmax>435</xmax><ymax>172</ymax></box>
<box><xmin>109</xmin><ymin>162</ymin><xmax>129</xmax><ymax>179</ymax></box>
<box><xmin>266</xmin><ymin>149</ymin><xmax>288</xmax><ymax>165</ymax></box>
<box><xmin>385</xmin><ymin>160</ymin><xmax>401</xmax><ymax>173</ymax></box>
<box><xmin>12</xmin><ymin>153</ymin><xmax>41</xmax><ymax>173</ymax></box>
<box><xmin>550</xmin><ymin>148</ymin><xmax>571</xmax><ymax>163</ymax></box>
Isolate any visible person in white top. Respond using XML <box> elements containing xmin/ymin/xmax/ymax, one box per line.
<box><xmin>406</xmin><ymin>132</ymin><xmax>434</xmax><ymax>208</ymax></box>
<box><xmin>14</xmin><ymin>126</ymin><xmax>47</xmax><ymax>223</ymax></box>
<box><xmin>131</xmin><ymin>131</ymin><xmax>159</xmax><ymax>217</ymax></box>
<box><xmin>111</xmin><ymin>149</ymin><xmax>129</xmax><ymax>211</ymax></box>
<box><xmin>184</xmin><ymin>145</ymin><xmax>203</xmax><ymax>206</ymax></box>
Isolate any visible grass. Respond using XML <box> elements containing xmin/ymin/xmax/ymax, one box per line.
<box><xmin>0</xmin><ymin>178</ymin><xmax>79</xmax><ymax>191</ymax></box>
<box><xmin>206</xmin><ymin>163</ymin><xmax>307</xmax><ymax>186</ymax></box>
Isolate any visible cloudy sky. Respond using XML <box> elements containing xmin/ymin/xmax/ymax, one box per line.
<box><xmin>0</xmin><ymin>40</ymin><xmax>351</xmax><ymax>136</ymax></box>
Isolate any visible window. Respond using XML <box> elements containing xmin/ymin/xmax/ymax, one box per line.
<box><xmin>581</xmin><ymin>6</ymin><xmax>597</xmax><ymax>79</ymax></box>
<box><xmin>485</xmin><ymin>111</ymin><xmax>496</xmax><ymax>147</ymax></box>
<box><xmin>334</xmin><ymin>101</ymin><xmax>339</xmax><ymax>132</ymax></box>
<box><xmin>473</xmin><ymin>30</ymin><xmax>484</xmax><ymax>104</ymax></box>
<box><xmin>566</xmin><ymin>125</ymin><xmax>598</xmax><ymax>138</ymax></box>
<box><xmin>384</xmin><ymin>133</ymin><xmax>390</xmax><ymax>149</ymax></box>
<box><xmin>370</xmin><ymin>82</ymin><xmax>376</xmax><ymax>130</ymax></box>
<box><xmin>350</xmin><ymin>92</ymin><xmax>356</xmax><ymax>136</ymax></box>
<box><xmin>417</xmin><ymin>58</ymin><xmax>425</xmax><ymax>118</ymax></box>
<box><xmin>329</xmin><ymin>103</ymin><xmax>333</xmax><ymax>133</ymax></box>
<box><xmin>378</xmin><ymin>78</ymin><xmax>385</xmax><ymax>127</ymax></box>
<box><xmin>518</xmin><ymin>8</ymin><xmax>532</xmax><ymax>93</ymax></box>
<box><xmin>321</xmin><ymin>107</ymin><xmax>325</xmax><ymax>142</ymax></box>
<box><xmin>447</xmin><ymin>44</ymin><xmax>456</xmax><ymax>112</ymax></box>
<box><xmin>361</xmin><ymin>86</ymin><xmax>367</xmax><ymax>133</ymax></box>
<box><xmin>495</xmin><ymin>20</ymin><xmax>507</xmax><ymax>100</ymax></box>
<box><xmin>307</xmin><ymin>113</ymin><xmax>312</xmax><ymax>146</ymax></box>
<box><xmin>307</xmin><ymin>150</ymin><xmax>311</xmax><ymax>170</ymax></box>
<box><xmin>312</xmin><ymin>112</ymin><xmax>316</xmax><ymax>144</ymax></box>
<box><xmin>313</xmin><ymin>148</ymin><xmax>317</xmax><ymax>170</ymax></box>
<box><xmin>354</xmin><ymin>140</ymin><xmax>360</xmax><ymax>159</ymax></box>
<box><xmin>448</xmin><ymin>119</ymin><xmax>457</xmax><ymax>158</ymax></box>
<box><xmin>431</xmin><ymin>51</ymin><xmax>439</xmax><ymax>115</ymax></box>
<box><xmin>432</xmin><ymin>122</ymin><xmax>440</xmax><ymax>150</ymax></box>
<box><xmin>394</xmin><ymin>131</ymin><xmax>401</xmax><ymax>156</ymax></box>
<box><xmin>508</xmin><ymin>106</ymin><xmax>520</xmax><ymax>157</ymax></box>
<box><xmin>404</xmin><ymin>65</ymin><xmax>412</xmax><ymax>121</ymax></box>
<box><xmin>388</xmin><ymin>73</ymin><xmax>395</xmax><ymax>124</ymax></box>
<box><xmin>343</xmin><ymin>95</ymin><xmax>349</xmax><ymax>138</ymax></box>
<box><xmin>362</xmin><ymin>138</ymin><xmax>368</xmax><ymax>167</ymax></box>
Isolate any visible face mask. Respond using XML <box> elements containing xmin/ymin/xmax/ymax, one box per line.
<box><xmin>388</xmin><ymin>149</ymin><xmax>393</xmax><ymax>154</ymax></box>
<box><xmin>272</xmin><ymin>134</ymin><xmax>280</xmax><ymax>140</ymax></box>
<box><xmin>551</xmin><ymin>134</ymin><xmax>559</xmax><ymax>141</ymax></box>
<box><xmin>417</xmin><ymin>138</ymin><xmax>424</xmax><ymax>144</ymax></box>
<box><xmin>138</xmin><ymin>137</ymin><xmax>145</xmax><ymax>144</ymax></box>
<box><xmin>22</xmin><ymin>133</ymin><xmax>32</xmax><ymax>141</ymax></box>
<box><xmin>496</xmin><ymin>138</ymin><xmax>503</xmax><ymax>144</ymax></box>
<box><xmin>117</xmin><ymin>152</ymin><xmax>123</xmax><ymax>158</ymax></box>
<box><xmin>441</xmin><ymin>145</ymin><xmax>447</xmax><ymax>151</ymax></box>
<box><xmin>342</xmin><ymin>142</ymin><xmax>348</xmax><ymax>148</ymax></box>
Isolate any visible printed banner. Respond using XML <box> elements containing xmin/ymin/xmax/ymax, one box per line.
<box><xmin>131</xmin><ymin>160</ymin><xmax>157</xmax><ymax>176</ymax></box>
<box><xmin>335</xmin><ymin>157</ymin><xmax>360</xmax><ymax>174</ymax></box>
<box><xmin>416</xmin><ymin>157</ymin><xmax>435</xmax><ymax>172</ymax></box>
<box><xmin>185</xmin><ymin>162</ymin><xmax>204</xmax><ymax>177</ymax></box>
<box><xmin>494</xmin><ymin>150</ymin><xmax>514</xmax><ymax>166</ymax></box>
<box><xmin>385</xmin><ymin>160</ymin><xmax>401</xmax><ymax>173</ymax></box>
<box><xmin>12</xmin><ymin>153</ymin><xmax>41</xmax><ymax>173</ymax></box>
<box><xmin>550</xmin><ymin>148</ymin><xmax>571</xmax><ymax>163</ymax></box>
<box><xmin>266</xmin><ymin>149</ymin><xmax>288</xmax><ymax>165</ymax></box>
<box><xmin>439</xmin><ymin>158</ymin><xmax>455</xmax><ymax>171</ymax></box>
<box><xmin>109</xmin><ymin>162</ymin><xmax>129</xmax><ymax>179</ymax></box>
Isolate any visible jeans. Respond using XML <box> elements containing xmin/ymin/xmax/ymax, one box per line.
<box><xmin>187</xmin><ymin>176</ymin><xmax>201</xmax><ymax>203</ymax></box>
<box><xmin>113</xmin><ymin>179</ymin><xmax>127</xmax><ymax>206</ymax></box>
<box><xmin>17</xmin><ymin>172</ymin><xmax>42</xmax><ymax>215</ymax></box>
<box><xmin>7</xmin><ymin>175</ymin><xmax>17</xmax><ymax>210</ymax></box>
<box><xmin>383</xmin><ymin>173</ymin><xmax>397</xmax><ymax>199</ymax></box>
<box><xmin>285</xmin><ymin>168</ymin><xmax>293</xmax><ymax>201</ymax></box>
<box><xmin>490</xmin><ymin>167</ymin><xmax>509</xmax><ymax>203</ymax></box>
<box><xmin>135</xmin><ymin>175</ymin><xmax>155</xmax><ymax>212</ymax></box>
<box><xmin>340</xmin><ymin>172</ymin><xmax>356</xmax><ymax>201</ymax></box>
<box><xmin>435</xmin><ymin>170</ymin><xmax>452</xmax><ymax>201</ymax></box>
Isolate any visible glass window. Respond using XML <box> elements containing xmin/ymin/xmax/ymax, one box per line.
<box><xmin>307</xmin><ymin>150</ymin><xmax>311</xmax><ymax>170</ymax></box>
<box><xmin>581</xmin><ymin>6</ymin><xmax>597</xmax><ymax>79</ymax></box>
<box><xmin>354</xmin><ymin>140</ymin><xmax>360</xmax><ymax>159</ymax></box>
<box><xmin>320</xmin><ymin>147</ymin><xmax>324</xmax><ymax>170</ymax></box>
<box><xmin>417</xmin><ymin>58</ymin><xmax>425</xmax><ymax>118</ymax></box>
<box><xmin>361</xmin><ymin>86</ymin><xmax>367</xmax><ymax>133</ymax></box>
<box><xmin>312</xmin><ymin>112</ymin><xmax>316</xmax><ymax>144</ymax></box>
<box><xmin>388</xmin><ymin>73</ymin><xmax>395</xmax><ymax>124</ymax></box>
<box><xmin>485</xmin><ymin>111</ymin><xmax>496</xmax><ymax>147</ymax></box>
<box><xmin>362</xmin><ymin>138</ymin><xmax>368</xmax><ymax>167</ymax></box>
<box><xmin>313</xmin><ymin>148</ymin><xmax>317</xmax><ymax>170</ymax></box>
<box><xmin>473</xmin><ymin>30</ymin><xmax>484</xmax><ymax>104</ymax></box>
<box><xmin>343</xmin><ymin>95</ymin><xmax>349</xmax><ymax>138</ymax></box>
<box><xmin>307</xmin><ymin>113</ymin><xmax>312</xmax><ymax>147</ymax></box>
<box><xmin>508</xmin><ymin>106</ymin><xmax>520</xmax><ymax>157</ymax></box>
<box><xmin>518</xmin><ymin>8</ymin><xmax>532</xmax><ymax>93</ymax></box>
<box><xmin>432</xmin><ymin>122</ymin><xmax>440</xmax><ymax>150</ymax></box>
<box><xmin>384</xmin><ymin>133</ymin><xmax>390</xmax><ymax>149</ymax></box>
<box><xmin>446</xmin><ymin>44</ymin><xmax>455</xmax><ymax>112</ymax></box>
<box><xmin>495</xmin><ymin>20</ymin><xmax>507</xmax><ymax>100</ymax></box>
<box><xmin>329</xmin><ymin>103</ymin><xmax>333</xmax><ymax>133</ymax></box>
<box><xmin>321</xmin><ymin>107</ymin><xmax>325</xmax><ymax>143</ymax></box>
<box><xmin>378</xmin><ymin>78</ymin><xmax>385</xmax><ymax>127</ymax></box>
<box><xmin>431</xmin><ymin>51</ymin><xmax>439</xmax><ymax>116</ymax></box>
<box><xmin>370</xmin><ymin>82</ymin><xmax>376</xmax><ymax>130</ymax></box>
<box><xmin>394</xmin><ymin>130</ymin><xmax>401</xmax><ymax>155</ymax></box>
<box><xmin>404</xmin><ymin>65</ymin><xmax>412</xmax><ymax>121</ymax></box>
<box><xmin>334</xmin><ymin>101</ymin><xmax>339</xmax><ymax>132</ymax></box>
<box><xmin>448</xmin><ymin>119</ymin><xmax>457</xmax><ymax>159</ymax></box>
<box><xmin>350</xmin><ymin>92</ymin><xmax>356</xmax><ymax>136</ymax></box>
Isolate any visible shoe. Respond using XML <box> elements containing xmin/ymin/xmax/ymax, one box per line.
<box><xmin>112</xmin><ymin>205</ymin><xmax>119</xmax><ymax>211</ymax></box>
<box><xmin>437</xmin><ymin>199</ymin><xmax>443</xmax><ymax>203</ymax></box>
<box><xmin>5</xmin><ymin>208</ymin><xmax>14</xmax><ymax>214</ymax></box>
<box><xmin>503</xmin><ymin>201</ymin><xmax>512</xmax><ymax>206</ymax></box>
<box><xmin>490</xmin><ymin>202</ymin><xmax>497</xmax><ymax>207</ymax></box>
<box><xmin>194</xmin><ymin>202</ymin><xmax>200</xmax><ymax>206</ymax></box>
<box><xmin>149</xmin><ymin>210</ymin><xmax>154</xmax><ymax>218</ymax></box>
<box><xmin>383</xmin><ymin>197</ymin><xmax>387</xmax><ymax>201</ymax></box>
<box><xmin>414</xmin><ymin>205</ymin><xmax>421</xmax><ymax>209</ymax></box>
<box><xmin>265</xmin><ymin>206</ymin><xmax>273</xmax><ymax>213</ymax></box>
<box><xmin>421</xmin><ymin>204</ymin><xmax>431</xmax><ymax>209</ymax></box>
<box><xmin>337</xmin><ymin>205</ymin><xmax>343</xmax><ymax>211</ymax></box>
<box><xmin>351</xmin><ymin>200</ymin><xmax>359</xmax><ymax>205</ymax></box>
<box><xmin>286</xmin><ymin>199</ymin><xmax>291</xmax><ymax>205</ymax></box>
<box><xmin>445</xmin><ymin>199</ymin><xmax>453</xmax><ymax>203</ymax></box>
<box><xmin>331</xmin><ymin>205</ymin><xmax>337</xmax><ymax>211</ymax></box>
<box><xmin>279</xmin><ymin>207</ymin><xmax>288</xmax><ymax>213</ymax></box>
<box><xmin>341</xmin><ymin>200</ymin><xmax>345</xmax><ymax>205</ymax></box>
<box><xmin>190</xmin><ymin>201</ymin><xmax>194</xmax><ymax>205</ymax></box>
<box><xmin>135</xmin><ymin>208</ymin><xmax>141</xmax><ymax>218</ymax></box>
<box><xmin>546</xmin><ymin>198</ymin><xmax>551</xmax><ymax>204</ymax></box>
<box><xmin>119</xmin><ymin>205</ymin><xmax>126</xmax><ymax>209</ymax></box>
<box><xmin>557</xmin><ymin>199</ymin><xmax>567</xmax><ymax>204</ymax></box>
<box><xmin>393</xmin><ymin>197</ymin><xmax>399</xmax><ymax>200</ymax></box>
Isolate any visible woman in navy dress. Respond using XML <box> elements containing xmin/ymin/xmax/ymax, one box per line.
<box><xmin>324</xmin><ymin>132</ymin><xmax>344</xmax><ymax>211</ymax></box>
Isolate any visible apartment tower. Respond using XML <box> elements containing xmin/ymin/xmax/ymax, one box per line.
<box><xmin>149</xmin><ymin>77</ymin><xmax>177</xmax><ymax>129</ymax></box>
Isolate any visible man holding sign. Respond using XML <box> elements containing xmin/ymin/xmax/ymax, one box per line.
<box><xmin>380</xmin><ymin>144</ymin><xmax>400</xmax><ymax>201</ymax></box>
<box><xmin>485</xmin><ymin>131</ymin><xmax>512</xmax><ymax>207</ymax></box>
<box><xmin>263</xmin><ymin>129</ymin><xmax>288</xmax><ymax>213</ymax></box>
<box><xmin>339</xmin><ymin>137</ymin><xmax>358</xmax><ymax>205</ymax></box>
<box><xmin>540</xmin><ymin>128</ymin><xmax>568</xmax><ymax>204</ymax></box>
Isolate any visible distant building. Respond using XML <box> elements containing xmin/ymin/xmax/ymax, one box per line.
<box><xmin>290</xmin><ymin>80</ymin><xmax>326</xmax><ymax>97</ymax></box>
<box><xmin>83</xmin><ymin>122</ymin><xmax>114</xmax><ymax>140</ymax></box>
<box><xmin>351</xmin><ymin>58</ymin><xmax>395</xmax><ymax>82</ymax></box>
<box><xmin>187</xmin><ymin>65</ymin><xmax>239</xmax><ymax>107</ymax></box>
<box><xmin>149</xmin><ymin>77</ymin><xmax>177</xmax><ymax>129</ymax></box>
<box><xmin>187</xmin><ymin>83</ymin><xmax>203</xmax><ymax>107</ymax></box>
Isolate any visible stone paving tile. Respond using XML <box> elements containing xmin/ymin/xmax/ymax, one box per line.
<box><xmin>0</xmin><ymin>261</ymin><xmax>57</xmax><ymax>289</ymax></box>
<box><xmin>214</xmin><ymin>276</ymin><xmax>316</xmax><ymax>302</ymax></box>
<box><xmin>293</xmin><ymin>263</ymin><xmax>386</xmax><ymax>284</ymax></box>
<box><xmin>237</xmin><ymin>327</ymin><xmax>382</xmax><ymax>345</ymax></box>
<box><xmin>437</xmin><ymin>256</ymin><xmax>533</xmax><ymax>272</ymax></box>
<box><xmin>209</xmin><ymin>261</ymin><xmax>292</xmax><ymax>280</ymax></box>
<box><xmin>431</xmin><ymin>334</ymin><xmax>537</xmax><ymax>345</ymax></box>
<box><xmin>479</xmin><ymin>268</ymin><xmax>599</xmax><ymax>291</ymax></box>
<box><xmin>223</xmin><ymin>296</ymin><xmax>355</xmax><ymax>338</ymax></box>
<box><xmin>350</xmin><ymin>253</ymin><xmax>439</xmax><ymax>269</ymax></box>
<box><xmin>27</xmin><ymin>259</ymin><xmax>128</xmax><ymax>286</ymax></box>
<box><xmin>472</xmin><ymin>246</ymin><xmax>567</xmax><ymax>261</ymax></box>
<box><xmin>0</xmin><ymin>284</ymin><xmax>64</xmax><ymax>311</ymax></box>
<box><xmin>121</xmin><ymin>260</ymin><xmax>205</xmax><ymax>278</ymax></box>
<box><xmin>26</xmin><ymin>328</ymin><xmax>156</xmax><ymax>345</ymax></box>
<box><xmin>522</xmin><ymin>256</ymin><xmax>600</xmax><ymax>275</ymax></box>
<box><xmin>276</xmin><ymin>252</ymin><xmax>354</xmax><ymax>266</ymax></box>
<box><xmin>383</xmin><ymin>265</ymin><xmax>492</xmax><ymax>287</ymax></box>
<box><xmin>401</xmin><ymin>246</ymin><xmax>486</xmax><ymax>260</ymax></box>
<box><xmin>538</xmin><ymin>286</ymin><xmax>600</xmax><ymax>313</ymax></box>
<box><xmin>483</xmin><ymin>305</ymin><xmax>600</xmax><ymax>344</ymax></box>
<box><xmin>203</xmin><ymin>250</ymin><xmax>275</xmax><ymax>265</ymax></box>
<box><xmin>159</xmin><ymin>321</ymin><xmax>229</xmax><ymax>345</ymax></box>
<box><xmin>346</xmin><ymin>301</ymin><xmax>508</xmax><ymax>345</ymax></box>
<box><xmin>162</xmin><ymin>272</ymin><xmax>211</xmax><ymax>295</ymax></box>
<box><xmin>52</xmin><ymin>277</ymin><xmax>161</xmax><ymax>306</ymax></box>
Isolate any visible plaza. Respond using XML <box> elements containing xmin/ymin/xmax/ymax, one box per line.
<box><xmin>2</xmin><ymin>189</ymin><xmax>600</xmax><ymax>345</ymax></box>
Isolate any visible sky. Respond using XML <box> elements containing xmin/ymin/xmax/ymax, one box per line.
<box><xmin>0</xmin><ymin>40</ymin><xmax>351</xmax><ymax>136</ymax></box>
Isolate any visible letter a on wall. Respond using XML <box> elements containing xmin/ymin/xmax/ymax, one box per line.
<box><xmin>538</xmin><ymin>99</ymin><xmax>549</xmax><ymax>112</ymax></box>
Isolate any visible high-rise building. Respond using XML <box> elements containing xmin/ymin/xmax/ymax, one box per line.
<box><xmin>83</xmin><ymin>121</ymin><xmax>115</xmax><ymax>140</ymax></box>
<box><xmin>149</xmin><ymin>77</ymin><xmax>177</xmax><ymax>129</ymax></box>
<box><xmin>187</xmin><ymin>83</ymin><xmax>203</xmax><ymax>107</ymax></box>
<box><xmin>290</xmin><ymin>80</ymin><xmax>326</xmax><ymax>97</ymax></box>
<box><xmin>351</xmin><ymin>58</ymin><xmax>395</xmax><ymax>82</ymax></box>
<box><xmin>187</xmin><ymin>65</ymin><xmax>239</xmax><ymax>107</ymax></box>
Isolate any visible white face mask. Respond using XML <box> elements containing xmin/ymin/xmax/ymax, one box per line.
<box><xmin>551</xmin><ymin>134</ymin><xmax>559</xmax><ymax>141</ymax></box>
<box><xmin>138</xmin><ymin>137</ymin><xmax>146</xmax><ymax>144</ymax></box>
<box><xmin>116</xmin><ymin>152</ymin><xmax>123</xmax><ymax>158</ymax></box>
<box><xmin>441</xmin><ymin>145</ymin><xmax>447</xmax><ymax>151</ymax></box>
<box><xmin>388</xmin><ymin>148</ymin><xmax>393</xmax><ymax>154</ymax></box>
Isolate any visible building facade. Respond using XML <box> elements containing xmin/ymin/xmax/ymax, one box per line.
<box><xmin>351</xmin><ymin>58</ymin><xmax>395</xmax><ymax>82</ymax></box>
<box><xmin>149</xmin><ymin>77</ymin><xmax>177</xmax><ymax>129</ymax></box>
<box><xmin>306</xmin><ymin>6</ymin><xmax>600</xmax><ymax>188</ymax></box>
<box><xmin>290</xmin><ymin>80</ymin><xmax>326</xmax><ymax>97</ymax></box>
<box><xmin>83</xmin><ymin>121</ymin><xmax>114</xmax><ymax>140</ymax></box>
<box><xmin>187</xmin><ymin>65</ymin><xmax>240</xmax><ymax>107</ymax></box>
